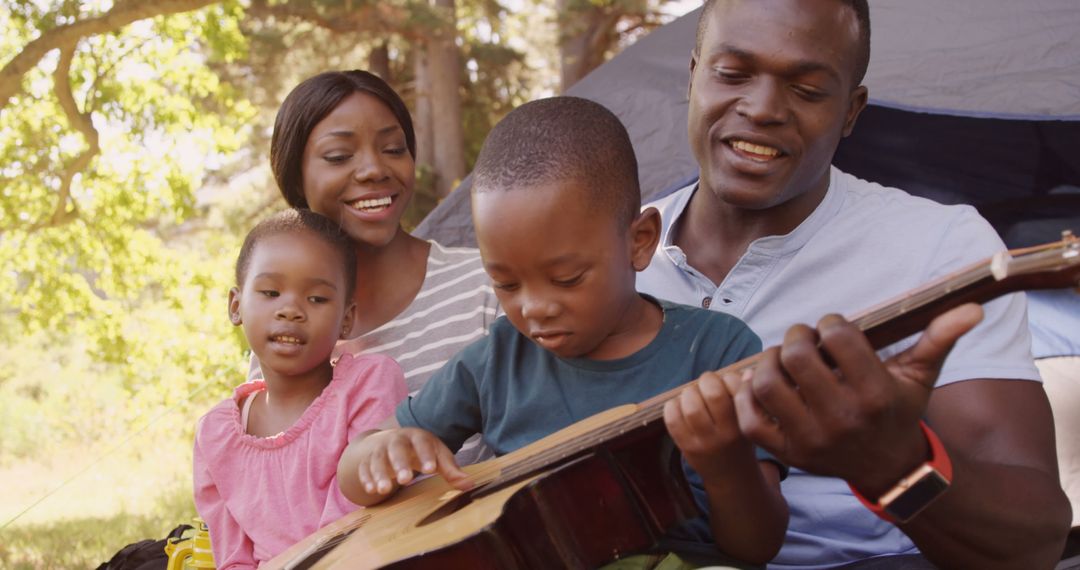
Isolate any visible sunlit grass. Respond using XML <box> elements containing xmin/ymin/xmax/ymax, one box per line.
<box><xmin>0</xmin><ymin>414</ymin><xmax>199</xmax><ymax>569</ymax></box>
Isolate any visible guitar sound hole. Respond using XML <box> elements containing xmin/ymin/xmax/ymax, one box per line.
<box><xmin>416</xmin><ymin>490</ymin><xmax>475</xmax><ymax>527</ymax></box>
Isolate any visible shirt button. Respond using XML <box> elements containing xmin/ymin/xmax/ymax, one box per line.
<box><xmin>702</xmin><ymin>297</ymin><xmax>712</xmax><ymax>309</ymax></box>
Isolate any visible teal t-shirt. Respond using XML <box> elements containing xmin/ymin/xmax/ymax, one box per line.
<box><xmin>397</xmin><ymin>298</ymin><xmax>775</xmax><ymax>561</ymax></box>
<box><xmin>397</xmin><ymin>298</ymin><xmax>762</xmax><ymax>455</ymax></box>
<box><xmin>397</xmin><ymin>298</ymin><xmax>778</xmax><ymax>561</ymax></box>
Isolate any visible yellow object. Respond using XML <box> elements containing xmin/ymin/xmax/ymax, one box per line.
<box><xmin>165</xmin><ymin>517</ymin><xmax>216</xmax><ymax>570</ymax></box>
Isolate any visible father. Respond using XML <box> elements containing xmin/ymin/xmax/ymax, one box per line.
<box><xmin>638</xmin><ymin>0</ymin><xmax>1071</xmax><ymax>567</ymax></box>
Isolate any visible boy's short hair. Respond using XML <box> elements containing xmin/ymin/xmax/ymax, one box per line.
<box><xmin>471</xmin><ymin>96</ymin><xmax>641</xmax><ymax>226</ymax></box>
<box><xmin>235</xmin><ymin>208</ymin><xmax>358</xmax><ymax>299</ymax></box>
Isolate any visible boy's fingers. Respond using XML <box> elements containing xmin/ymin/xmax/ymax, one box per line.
<box><xmin>386</xmin><ymin>437</ymin><xmax>421</xmax><ymax>486</ymax></box>
<box><xmin>435</xmin><ymin>445</ymin><xmax>472</xmax><ymax>489</ymax></box>
<box><xmin>407</xmin><ymin>433</ymin><xmax>441</xmax><ymax>475</ymax></box>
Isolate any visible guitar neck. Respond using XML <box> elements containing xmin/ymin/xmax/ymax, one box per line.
<box><xmin>484</xmin><ymin>232</ymin><xmax>1080</xmax><ymax>492</ymax></box>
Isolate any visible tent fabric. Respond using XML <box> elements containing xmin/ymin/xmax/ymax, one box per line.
<box><xmin>413</xmin><ymin>2</ymin><xmax>1080</xmax><ymax>356</ymax></box>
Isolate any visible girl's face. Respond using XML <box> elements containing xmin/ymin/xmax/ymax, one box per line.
<box><xmin>301</xmin><ymin>92</ymin><xmax>416</xmax><ymax>248</ymax></box>
<box><xmin>229</xmin><ymin>232</ymin><xmax>355</xmax><ymax>384</ymax></box>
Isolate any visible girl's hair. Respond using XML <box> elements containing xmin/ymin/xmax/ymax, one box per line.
<box><xmin>270</xmin><ymin>70</ymin><xmax>416</xmax><ymax>209</ymax></box>
<box><xmin>235</xmin><ymin>208</ymin><xmax>358</xmax><ymax>299</ymax></box>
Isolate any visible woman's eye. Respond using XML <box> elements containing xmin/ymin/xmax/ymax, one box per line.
<box><xmin>324</xmin><ymin>154</ymin><xmax>352</xmax><ymax>164</ymax></box>
<box><xmin>385</xmin><ymin>147</ymin><xmax>407</xmax><ymax>156</ymax></box>
<box><xmin>492</xmin><ymin>282</ymin><xmax>519</xmax><ymax>292</ymax></box>
<box><xmin>259</xmin><ymin>290</ymin><xmax>279</xmax><ymax>298</ymax></box>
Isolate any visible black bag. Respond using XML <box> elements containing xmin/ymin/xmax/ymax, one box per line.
<box><xmin>95</xmin><ymin>524</ymin><xmax>193</xmax><ymax>570</ymax></box>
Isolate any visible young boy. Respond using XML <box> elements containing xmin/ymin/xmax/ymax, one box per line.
<box><xmin>337</xmin><ymin>97</ymin><xmax>787</xmax><ymax>566</ymax></box>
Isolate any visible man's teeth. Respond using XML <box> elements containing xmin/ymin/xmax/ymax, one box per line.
<box><xmin>272</xmin><ymin>335</ymin><xmax>302</xmax><ymax>345</ymax></box>
<box><xmin>349</xmin><ymin>196</ymin><xmax>392</xmax><ymax>211</ymax></box>
<box><xmin>731</xmin><ymin>140</ymin><xmax>780</xmax><ymax>159</ymax></box>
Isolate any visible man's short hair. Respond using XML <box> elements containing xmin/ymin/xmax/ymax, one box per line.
<box><xmin>472</xmin><ymin>96</ymin><xmax>641</xmax><ymax>226</ymax></box>
<box><xmin>235</xmin><ymin>208</ymin><xmax>357</xmax><ymax>299</ymax></box>
<box><xmin>695</xmin><ymin>0</ymin><xmax>871</xmax><ymax>86</ymax></box>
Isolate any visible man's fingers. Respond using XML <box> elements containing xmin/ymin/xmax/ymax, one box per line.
<box><xmin>898</xmin><ymin>303</ymin><xmax>984</xmax><ymax>387</ymax></box>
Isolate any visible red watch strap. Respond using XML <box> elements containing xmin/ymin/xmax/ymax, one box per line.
<box><xmin>849</xmin><ymin>420</ymin><xmax>952</xmax><ymax>523</ymax></box>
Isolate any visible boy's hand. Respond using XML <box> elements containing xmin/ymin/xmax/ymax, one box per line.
<box><xmin>340</xmin><ymin>428</ymin><xmax>471</xmax><ymax>506</ymax></box>
<box><xmin>664</xmin><ymin>371</ymin><xmax>752</xmax><ymax>481</ymax></box>
<box><xmin>359</xmin><ymin>428</ymin><xmax>471</xmax><ymax>493</ymax></box>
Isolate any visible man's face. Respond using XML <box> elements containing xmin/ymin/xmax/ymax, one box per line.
<box><xmin>472</xmin><ymin>182</ymin><xmax>649</xmax><ymax>361</ymax></box>
<box><xmin>688</xmin><ymin>0</ymin><xmax>867</xmax><ymax>212</ymax></box>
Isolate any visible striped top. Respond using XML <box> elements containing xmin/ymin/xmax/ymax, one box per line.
<box><xmin>332</xmin><ymin>241</ymin><xmax>500</xmax><ymax>394</ymax></box>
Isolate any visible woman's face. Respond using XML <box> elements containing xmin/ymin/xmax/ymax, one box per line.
<box><xmin>301</xmin><ymin>92</ymin><xmax>416</xmax><ymax>248</ymax></box>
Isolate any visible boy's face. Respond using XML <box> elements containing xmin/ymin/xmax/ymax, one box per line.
<box><xmin>473</xmin><ymin>181</ymin><xmax>658</xmax><ymax>360</ymax></box>
<box><xmin>229</xmin><ymin>232</ymin><xmax>355</xmax><ymax>382</ymax></box>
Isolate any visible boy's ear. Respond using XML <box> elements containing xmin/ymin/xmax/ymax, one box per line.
<box><xmin>629</xmin><ymin>207</ymin><xmax>662</xmax><ymax>272</ymax></box>
<box><xmin>228</xmin><ymin>287</ymin><xmax>243</xmax><ymax>326</ymax></box>
<box><xmin>340</xmin><ymin>302</ymin><xmax>357</xmax><ymax>339</ymax></box>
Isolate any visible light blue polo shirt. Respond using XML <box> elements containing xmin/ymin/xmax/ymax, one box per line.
<box><xmin>638</xmin><ymin>166</ymin><xmax>1040</xmax><ymax>569</ymax></box>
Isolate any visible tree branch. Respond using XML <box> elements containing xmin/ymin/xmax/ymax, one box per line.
<box><xmin>28</xmin><ymin>43</ymin><xmax>99</xmax><ymax>233</ymax></box>
<box><xmin>1</xmin><ymin>0</ymin><xmax>219</xmax><ymax>111</ymax></box>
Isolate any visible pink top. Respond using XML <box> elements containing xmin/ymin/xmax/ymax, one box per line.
<box><xmin>193</xmin><ymin>353</ymin><xmax>407</xmax><ymax>569</ymax></box>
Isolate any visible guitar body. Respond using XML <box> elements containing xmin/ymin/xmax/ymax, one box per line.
<box><xmin>269</xmin><ymin>405</ymin><xmax>699</xmax><ymax>570</ymax></box>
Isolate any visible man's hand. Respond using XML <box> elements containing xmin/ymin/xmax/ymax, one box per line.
<box><xmin>338</xmin><ymin>427</ymin><xmax>471</xmax><ymax>506</ymax></box>
<box><xmin>727</xmin><ymin>303</ymin><xmax>983</xmax><ymax>496</ymax></box>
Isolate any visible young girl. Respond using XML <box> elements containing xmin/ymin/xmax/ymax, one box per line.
<box><xmin>194</xmin><ymin>209</ymin><xmax>406</xmax><ymax>569</ymax></box>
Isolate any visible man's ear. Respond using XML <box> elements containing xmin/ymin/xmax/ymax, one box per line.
<box><xmin>629</xmin><ymin>207</ymin><xmax>662</xmax><ymax>272</ymax></box>
<box><xmin>228</xmin><ymin>287</ymin><xmax>243</xmax><ymax>326</ymax></box>
<box><xmin>842</xmin><ymin>85</ymin><xmax>869</xmax><ymax>137</ymax></box>
<box><xmin>687</xmin><ymin>50</ymin><xmax>699</xmax><ymax>101</ymax></box>
<box><xmin>340</xmin><ymin>302</ymin><xmax>357</xmax><ymax>339</ymax></box>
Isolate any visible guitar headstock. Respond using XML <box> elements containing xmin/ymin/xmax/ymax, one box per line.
<box><xmin>990</xmin><ymin>230</ymin><xmax>1080</xmax><ymax>292</ymax></box>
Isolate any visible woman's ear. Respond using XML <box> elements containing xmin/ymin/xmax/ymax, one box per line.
<box><xmin>228</xmin><ymin>287</ymin><xmax>243</xmax><ymax>326</ymax></box>
<box><xmin>340</xmin><ymin>302</ymin><xmax>357</xmax><ymax>339</ymax></box>
<box><xmin>629</xmin><ymin>207</ymin><xmax>662</xmax><ymax>272</ymax></box>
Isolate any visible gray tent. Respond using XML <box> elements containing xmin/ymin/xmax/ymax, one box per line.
<box><xmin>415</xmin><ymin>0</ymin><xmax>1080</xmax><ymax>357</ymax></box>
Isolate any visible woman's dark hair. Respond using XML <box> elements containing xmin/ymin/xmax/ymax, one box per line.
<box><xmin>270</xmin><ymin>70</ymin><xmax>416</xmax><ymax>208</ymax></box>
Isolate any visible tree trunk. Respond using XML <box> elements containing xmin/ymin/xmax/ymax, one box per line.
<box><xmin>413</xmin><ymin>40</ymin><xmax>436</xmax><ymax>179</ymax></box>
<box><xmin>0</xmin><ymin>0</ymin><xmax>219</xmax><ymax>110</ymax></box>
<box><xmin>368</xmin><ymin>41</ymin><xmax>391</xmax><ymax>81</ymax></box>
<box><xmin>556</xmin><ymin>0</ymin><xmax>622</xmax><ymax>92</ymax></box>
<box><xmin>428</xmin><ymin>0</ymin><xmax>465</xmax><ymax>198</ymax></box>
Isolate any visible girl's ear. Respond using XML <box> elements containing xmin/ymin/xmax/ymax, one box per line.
<box><xmin>228</xmin><ymin>287</ymin><xmax>243</xmax><ymax>326</ymax></box>
<box><xmin>629</xmin><ymin>207</ymin><xmax>662</xmax><ymax>272</ymax></box>
<box><xmin>340</xmin><ymin>302</ymin><xmax>357</xmax><ymax>339</ymax></box>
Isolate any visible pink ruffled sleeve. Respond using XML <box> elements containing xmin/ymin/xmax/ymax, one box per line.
<box><xmin>193</xmin><ymin>417</ymin><xmax>257</xmax><ymax>570</ymax></box>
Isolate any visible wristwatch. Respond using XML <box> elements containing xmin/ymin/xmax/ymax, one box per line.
<box><xmin>850</xmin><ymin>420</ymin><xmax>953</xmax><ymax>524</ymax></box>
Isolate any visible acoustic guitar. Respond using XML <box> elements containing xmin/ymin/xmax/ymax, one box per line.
<box><xmin>266</xmin><ymin>231</ymin><xmax>1080</xmax><ymax>570</ymax></box>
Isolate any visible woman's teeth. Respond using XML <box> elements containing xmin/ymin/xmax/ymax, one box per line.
<box><xmin>349</xmin><ymin>196</ymin><xmax>393</xmax><ymax>211</ymax></box>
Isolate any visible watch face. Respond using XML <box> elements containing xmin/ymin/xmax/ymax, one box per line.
<box><xmin>884</xmin><ymin>469</ymin><xmax>950</xmax><ymax>523</ymax></box>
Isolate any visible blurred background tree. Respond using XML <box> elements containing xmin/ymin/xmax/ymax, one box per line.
<box><xmin>0</xmin><ymin>0</ymin><xmax>689</xmax><ymax>566</ymax></box>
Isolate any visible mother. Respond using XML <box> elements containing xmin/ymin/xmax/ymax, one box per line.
<box><xmin>260</xmin><ymin>70</ymin><xmax>499</xmax><ymax>460</ymax></box>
